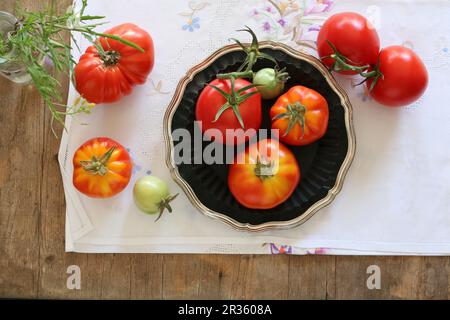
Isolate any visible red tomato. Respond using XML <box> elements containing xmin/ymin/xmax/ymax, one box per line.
<box><xmin>74</xmin><ymin>23</ymin><xmax>154</xmax><ymax>104</ymax></box>
<box><xmin>270</xmin><ymin>86</ymin><xmax>329</xmax><ymax>146</ymax></box>
<box><xmin>367</xmin><ymin>46</ymin><xmax>429</xmax><ymax>107</ymax></box>
<box><xmin>195</xmin><ymin>78</ymin><xmax>262</xmax><ymax>145</ymax></box>
<box><xmin>72</xmin><ymin>137</ymin><xmax>132</xmax><ymax>198</ymax></box>
<box><xmin>317</xmin><ymin>12</ymin><xmax>380</xmax><ymax>75</ymax></box>
<box><xmin>228</xmin><ymin>139</ymin><xmax>300</xmax><ymax>209</ymax></box>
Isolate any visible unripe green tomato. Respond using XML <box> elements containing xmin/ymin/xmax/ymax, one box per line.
<box><xmin>133</xmin><ymin>176</ymin><xmax>170</xmax><ymax>214</ymax></box>
<box><xmin>253</xmin><ymin>68</ymin><xmax>286</xmax><ymax>100</ymax></box>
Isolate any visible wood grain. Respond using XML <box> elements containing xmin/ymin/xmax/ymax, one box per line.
<box><xmin>1</xmin><ymin>0</ymin><xmax>449</xmax><ymax>300</ymax></box>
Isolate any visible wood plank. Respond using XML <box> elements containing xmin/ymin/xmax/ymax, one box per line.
<box><xmin>0</xmin><ymin>0</ymin><xmax>46</xmax><ymax>298</ymax></box>
<box><xmin>335</xmin><ymin>256</ymin><xmax>450</xmax><ymax>299</ymax></box>
<box><xmin>288</xmin><ymin>256</ymin><xmax>335</xmax><ymax>300</ymax></box>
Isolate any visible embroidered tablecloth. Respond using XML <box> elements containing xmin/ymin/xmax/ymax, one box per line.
<box><xmin>60</xmin><ymin>0</ymin><xmax>450</xmax><ymax>255</ymax></box>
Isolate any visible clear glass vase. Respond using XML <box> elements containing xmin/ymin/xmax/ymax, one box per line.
<box><xmin>0</xmin><ymin>11</ymin><xmax>32</xmax><ymax>84</ymax></box>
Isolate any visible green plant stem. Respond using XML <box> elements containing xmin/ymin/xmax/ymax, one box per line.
<box><xmin>0</xmin><ymin>0</ymin><xmax>143</xmax><ymax>136</ymax></box>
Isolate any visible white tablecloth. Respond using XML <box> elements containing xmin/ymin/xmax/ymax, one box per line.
<box><xmin>60</xmin><ymin>0</ymin><xmax>450</xmax><ymax>255</ymax></box>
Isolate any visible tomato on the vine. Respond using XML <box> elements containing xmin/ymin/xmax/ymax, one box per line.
<box><xmin>367</xmin><ymin>46</ymin><xmax>428</xmax><ymax>107</ymax></box>
<box><xmin>195</xmin><ymin>77</ymin><xmax>262</xmax><ymax>145</ymax></box>
<box><xmin>74</xmin><ymin>23</ymin><xmax>154</xmax><ymax>104</ymax></box>
<box><xmin>72</xmin><ymin>137</ymin><xmax>132</xmax><ymax>198</ymax></box>
<box><xmin>270</xmin><ymin>85</ymin><xmax>329</xmax><ymax>146</ymax></box>
<box><xmin>317</xmin><ymin>12</ymin><xmax>380</xmax><ymax>75</ymax></box>
<box><xmin>228</xmin><ymin>139</ymin><xmax>300</xmax><ymax>209</ymax></box>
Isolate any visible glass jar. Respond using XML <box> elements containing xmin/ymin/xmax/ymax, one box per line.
<box><xmin>0</xmin><ymin>11</ymin><xmax>32</xmax><ymax>84</ymax></box>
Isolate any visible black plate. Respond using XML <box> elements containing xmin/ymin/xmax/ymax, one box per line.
<box><xmin>168</xmin><ymin>45</ymin><xmax>352</xmax><ymax>228</ymax></box>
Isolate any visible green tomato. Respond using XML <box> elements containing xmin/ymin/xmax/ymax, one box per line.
<box><xmin>133</xmin><ymin>176</ymin><xmax>178</xmax><ymax>220</ymax></box>
<box><xmin>253</xmin><ymin>67</ymin><xmax>289</xmax><ymax>100</ymax></box>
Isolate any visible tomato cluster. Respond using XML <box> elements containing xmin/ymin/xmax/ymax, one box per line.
<box><xmin>195</xmin><ymin>27</ymin><xmax>330</xmax><ymax>210</ymax></box>
<box><xmin>317</xmin><ymin>12</ymin><xmax>428</xmax><ymax>107</ymax></box>
<box><xmin>70</xmin><ymin>15</ymin><xmax>429</xmax><ymax>215</ymax></box>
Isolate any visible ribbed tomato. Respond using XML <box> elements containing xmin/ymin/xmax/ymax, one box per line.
<box><xmin>74</xmin><ymin>23</ymin><xmax>154</xmax><ymax>104</ymax></box>
<box><xmin>270</xmin><ymin>86</ymin><xmax>329</xmax><ymax>146</ymax></box>
<box><xmin>72</xmin><ymin>137</ymin><xmax>132</xmax><ymax>198</ymax></box>
<box><xmin>228</xmin><ymin>139</ymin><xmax>300</xmax><ymax>209</ymax></box>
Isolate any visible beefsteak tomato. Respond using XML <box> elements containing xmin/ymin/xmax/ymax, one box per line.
<box><xmin>270</xmin><ymin>86</ymin><xmax>329</xmax><ymax>146</ymax></box>
<box><xmin>74</xmin><ymin>23</ymin><xmax>154</xmax><ymax>104</ymax></box>
<box><xmin>228</xmin><ymin>139</ymin><xmax>300</xmax><ymax>209</ymax></box>
<box><xmin>195</xmin><ymin>78</ymin><xmax>262</xmax><ymax>145</ymax></box>
<box><xmin>367</xmin><ymin>46</ymin><xmax>429</xmax><ymax>107</ymax></box>
<box><xmin>317</xmin><ymin>12</ymin><xmax>380</xmax><ymax>75</ymax></box>
<box><xmin>73</xmin><ymin>137</ymin><xmax>132</xmax><ymax>198</ymax></box>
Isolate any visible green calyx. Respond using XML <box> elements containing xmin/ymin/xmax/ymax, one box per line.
<box><xmin>274</xmin><ymin>66</ymin><xmax>290</xmax><ymax>84</ymax></box>
<box><xmin>217</xmin><ymin>26</ymin><xmax>277</xmax><ymax>79</ymax></box>
<box><xmin>79</xmin><ymin>146</ymin><xmax>115</xmax><ymax>176</ymax></box>
<box><xmin>254</xmin><ymin>156</ymin><xmax>275</xmax><ymax>181</ymax></box>
<box><xmin>155</xmin><ymin>193</ymin><xmax>179</xmax><ymax>222</ymax></box>
<box><xmin>324</xmin><ymin>40</ymin><xmax>384</xmax><ymax>92</ymax></box>
<box><xmin>208</xmin><ymin>76</ymin><xmax>260</xmax><ymax>129</ymax></box>
<box><xmin>272</xmin><ymin>102</ymin><xmax>306</xmax><ymax>137</ymax></box>
<box><xmin>101</xmin><ymin>50</ymin><xmax>121</xmax><ymax>67</ymax></box>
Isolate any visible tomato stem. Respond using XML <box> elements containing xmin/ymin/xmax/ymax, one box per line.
<box><xmin>101</xmin><ymin>50</ymin><xmax>121</xmax><ymax>67</ymax></box>
<box><xmin>325</xmin><ymin>40</ymin><xmax>384</xmax><ymax>92</ymax></box>
<box><xmin>254</xmin><ymin>156</ymin><xmax>275</xmax><ymax>181</ymax></box>
<box><xmin>272</xmin><ymin>102</ymin><xmax>306</xmax><ymax>138</ymax></box>
<box><xmin>155</xmin><ymin>193</ymin><xmax>179</xmax><ymax>222</ymax></box>
<box><xmin>275</xmin><ymin>66</ymin><xmax>290</xmax><ymax>83</ymax></box>
<box><xmin>208</xmin><ymin>76</ymin><xmax>260</xmax><ymax>129</ymax></box>
<box><xmin>80</xmin><ymin>146</ymin><xmax>116</xmax><ymax>176</ymax></box>
<box><xmin>217</xmin><ymin>70</ymin><xmax>254</xmax><ymax>80</ymax></box>
<box><xmin>217</xmin><ymin>26</ymin><xmax>277</xmax><ymax>80</ymax></box>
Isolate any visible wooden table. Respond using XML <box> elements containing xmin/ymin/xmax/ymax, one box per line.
<box><xmin>1</xmin><ymin>0</ymin><xmax>449</xmax><ymax>300</ymax></box>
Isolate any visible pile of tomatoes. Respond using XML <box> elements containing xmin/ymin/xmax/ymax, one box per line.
<box><xmin>317</xmin><ymin>12</ymin><xmax>428</xmax><ymax>107</ymax></box>
<box><xmin>71</xmin><ymin>24</ymin><xmax>179</xmax><ymax>221</ymax></box>
<box><xmin>196</xmin><ymin>28</ymin><xmax>330</xmax><ymax>210</ymax></box>
<box><xmin>70</xmin><ymin>12</ymin><xmax>429</xmax><ymax>217</ymax></box>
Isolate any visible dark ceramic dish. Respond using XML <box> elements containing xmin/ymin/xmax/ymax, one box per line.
<box><xmin>164</xmin><ymin>42</ymin><xmax>355</xmax><ymax>231</ymax></box>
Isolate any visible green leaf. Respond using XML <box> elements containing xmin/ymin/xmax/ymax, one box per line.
<box><xmin>92</xmin><ymin>32</ymin><xmax>144</xmax><ymax>52</ymax></box>
<box><xmin>213</xmin><ymin>103</ymin><xmax>230</xmax><ymax>122</ymax></box>
<box><xmin>258</xmin><ymin>52</ymin><xmax>278</xmax><ymax>65</ymax></box>
<box><xmin>230</xmin><ymin>37</ymin><xmax>247</xmax><ymax>51</ymax></box>
<box><xmin>231</xmin><ymin>104</ymin><xmax>245</xmax><ymax>129</ymax></box>
<box><xmin>206</xmin><ymin>84</ymin><xmax>230</xmax><ymax>99</ymax></box>
<box><xmin>80</xmin><ymin>15</ymin><xmax>106</xmax><ymax>21</ymax></box>
<box><xmin>237</xmin><ymin>90</ymin><xmax>259</xmax><ymax>103</ymax></box>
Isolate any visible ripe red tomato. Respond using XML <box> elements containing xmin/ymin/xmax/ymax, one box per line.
<box><xmin>317</xmin><ymin>12</ymin><xmax>380</xmax><ymax>75</ymax></box>
<box><xmin>195</xmin><ymin>78</ymin><xmax>262</xmax><ymax>145</ymax></box>
<box><xmin>228</xmin><ymin>139</ymin><xmax>300</xmax><ymax>209</ymax></box>
<box><xmin>72</xmin><ymin>137</ymin><xmax>132</xmax><ymax>198</ymax></box>
<box><xmin>270</xmin><ymin>86</ymin><xmax>329</xmax><ymax>146</ymax></box>
<box><xmin>367</xmin><ymin>46</ymin><xmax>428</xmax><ymax>107</ymax></box>
<box><xmin>74</xmin><ymin>23</ymin><xmax>154</xmax><ymax>104</ymax></box>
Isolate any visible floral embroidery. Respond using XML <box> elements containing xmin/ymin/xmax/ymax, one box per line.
<box><xmin>179</xmin><ymin>1</ymin><xmax>210</xmax><ymax>32</ymax></box>
<box><xmin>264</xmin><ymin>243</ymin><xmax>293</xmax><ymax>254</ymax></box>
<box><xmin>306</xmin><ymin>248</ymin><xmax>327</xmax><ymax>255</ymax></box>
<box><xmin>251</xmin><ymin>0</ymin><xmax>334</xmax><ymax>51</ymax></box>
<box><xmin>183</xmin><ymin>17</ymin><xmax>201</xmax><ymax>32</ymax></box>
<box><xmin>148</xmin><ymin>78</ymin><xmax>171</xmax><ymax>96</ymax></box>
